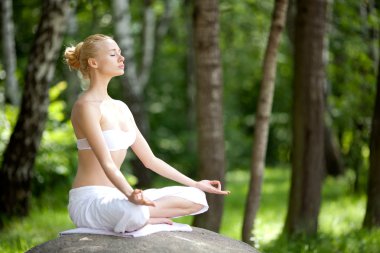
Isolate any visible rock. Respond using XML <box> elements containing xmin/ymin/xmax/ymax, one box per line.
<box><xmin>27</xmin><ymin>227</ymin><xmax>259</xmax><ymax>253</ymax></box>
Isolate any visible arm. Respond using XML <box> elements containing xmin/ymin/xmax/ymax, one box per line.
<box><xmin>130</xmin><ymin>121</ymin><xmax>229</xmax><ymax>195</ymax></box>
<box><xmin>72</xmin><ymin>102</ymin><xmax>155</xmax><ymax>205</ymax></box>
<box><xmin>131</xmin><ymin>126</ymin><xmax>197</xmax><ymax>187</ymax></box>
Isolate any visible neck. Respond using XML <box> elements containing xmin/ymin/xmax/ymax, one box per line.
<box><xmin>87</xmin><ymin>73</ymin><xmax>112</xmax><ymax>100</ymax></box>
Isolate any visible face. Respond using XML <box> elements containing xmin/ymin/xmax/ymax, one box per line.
<box><xmin>91</xmin><ymin>39</ymin><xmax>125</xmax><ymax>77</ymax></box>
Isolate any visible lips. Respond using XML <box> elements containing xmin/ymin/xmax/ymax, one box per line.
<box><xmin>119</xmin><ymin>65</ymin><xmax>124</xmax><ymax>69</ymax></box>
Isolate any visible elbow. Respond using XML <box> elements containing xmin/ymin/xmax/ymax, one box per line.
<box><xmin>142</xmin><ymin>155</ymin><xmax>158</xmax><ymax>169</ymax></box>
<box><xmin>100</xmin><ymin>161</ymin><xmax>117</xmax><ymax>173</ymax></box>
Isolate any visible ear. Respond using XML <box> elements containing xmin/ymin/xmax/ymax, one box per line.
<box><xmin>88</xmin><ymin>58</ymin><xmax>98</xmax><ymax>68</ymax></box>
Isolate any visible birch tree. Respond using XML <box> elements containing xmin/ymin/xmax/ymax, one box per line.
<box><xmin>111</xmin><ymin>0</ymin><xmax>173</xmax><ymax>188</ymax></box>
<box><xmin>1</xmin><ymin>0</ymin><xmax>20</xmax><ymax>105</ymax></box>
<box><xmin>0</xmin><ymin>0</ymin><xmax>69</xmax><ymax>224</ymax></box>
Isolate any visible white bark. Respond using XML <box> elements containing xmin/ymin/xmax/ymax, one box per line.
<box><xmin>139</xmin><ymin>2</ymin><xmax>156</xmax><ymax>89</ymax></box>
<box><xmin>1</xmin><ymin>0</ymin><xmax>20</xmax><ymax>105</ymax></box>
<box><xmin>156</xmin><ymin>0</ymin><xmax>175</xmax><ymax>38</ymax></box>
<box><xmin>112</xmin><ymin>0</ymin><xmax>140</xmax><ymax>93</ymax></box>
<box><xmin>111</xmin><ymin>0</ymin><xmax>170</xmax><ymax>187</ymax></box>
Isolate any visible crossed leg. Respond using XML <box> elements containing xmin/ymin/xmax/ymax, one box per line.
<box><xmin>147</xmin><ymin>196</ymin><xmax>204</xmax><ymax>225</ymax></box>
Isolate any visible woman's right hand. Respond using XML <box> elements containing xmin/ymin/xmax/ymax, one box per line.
<box><xmin>128</xmin><ymin>189</ymin><xmax>156</xmax><ymax>206</ymax></box>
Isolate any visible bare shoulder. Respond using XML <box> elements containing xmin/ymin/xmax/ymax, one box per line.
<box><xmin>71</xmin><ymin>98</ymin><xmax>101</xmax><ymax>122</ymax></box>
<box><xmin>113</xmin><ymin>99</ymin><xmax>134</xmax><ymax>117</ymax></box>
<box><xmin>113</xmin><ymin>99</ymin><xmax>128</xmax><ymax>109</ymax></box>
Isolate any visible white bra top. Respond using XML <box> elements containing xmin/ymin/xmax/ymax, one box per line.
<box><xmin>77</xmin><ymin>129</ymin><xmax>136</xmax><ymax>151</ymax></box>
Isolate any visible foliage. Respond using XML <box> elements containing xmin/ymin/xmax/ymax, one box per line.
<box><xmin>0</xmin><ymin>186</ymin><xmax>72</xmax><ymax>253</ymax></box>
<box><xmin>1</xmin><ymin>0</ymin><xmax>377</xmax><ymax>174</ymax></box>
<box><xmin>147</xmin><ymin>2</ymin><xmax>198</xmax><ymax>176</ymax></box>
<box><xmin>32</xmin><ymin>82</ymin><xmax>77</xmax><ymax>196</ymax></box>
<box><xmin>0</xmin><ymin>105</ymin><xmax>19</xmax><ymax>161</ymax></box>
<box><xmin>327</xmin><ymin>0</ymin><xmax>378</xmax><ymax>191</ymax></box>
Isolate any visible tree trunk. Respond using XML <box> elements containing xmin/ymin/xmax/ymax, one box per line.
<box><xmin>323</xmin><ymin>0</ymin><xmax>345</xmax><ymax>177</ymax></box>
<box><xmin>363</xmin><ymin>34</ymin><xmax>380</xmax><ymax>229</ymax></box>
<box><xmin>242</xmin><ymin>0</ymin><xmax>288</xmax><ymax>244</ymax></box>
<box><xmin>324</xmin><ymin>124</ymin><xmax>344</xmax><ymax>176</ymax></box>
<box><xmin>287</xmin><ymin>0</ymin><xmax>343</xmax><ymax>178</ymax></box>
<box><xmin>63</xmin><ymin>1</ymin><xmax>81</xmax><ymax>112</ymax></box>
<box><xmin>0</xmin><ymin>0</ymin><xmax>69</xmax><ymax>225</ymax></box>
<box><xmin>284</xmin><ymin>0</ymin><xmax>327</xmax><ymax>236</ymax></box>
<box><xmin>112</xmin><ymin>0</ymin><xmax>156</xmax><ymax>188</ymax></box>
<box><xmin>192</xmin><ymin>0</ymin><xmax>225</xmax><ymax>232</ymax></box>
<box><xmin>185</xmin><ymin>0</ymin><xmax>197</xmax><ymax>153</ymax></box>
<box><xmin>1</xmin><ymin>0</ymin><xmax>20</xmax><ymax>105</ymax></box>
<box><xmin>156</xmin><ymin>0</ymin><xmax>175</xmax><ymax>39</ymax></box>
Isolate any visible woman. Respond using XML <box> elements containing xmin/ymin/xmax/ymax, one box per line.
<box><xmin>63</xmin><ymin>34</ymin><xmax>229</xmax><ymax>233</ymax></box>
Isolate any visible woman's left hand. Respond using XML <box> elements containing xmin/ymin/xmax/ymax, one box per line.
<box><xmin>195</xmin><ymin>180</ymin><xmax>230</xmax><ymax>195</ymax></box>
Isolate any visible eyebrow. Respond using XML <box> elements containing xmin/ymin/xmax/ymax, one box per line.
<box><xmin>108</xmin><ymin>49</ymin><xmax>121</xmax><ymax>53</ymax></box>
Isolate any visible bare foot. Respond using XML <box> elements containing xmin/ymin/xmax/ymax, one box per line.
<box><xmin>148</xmin><ymin>217</ymin><xmax>173</xmax><ymax>225</ymax></box>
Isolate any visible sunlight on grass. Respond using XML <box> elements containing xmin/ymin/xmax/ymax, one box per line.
<box><xmin>220</xmin><ymin>168</ymin><xmax>291</xmax><ymax>247</ymax></box>
<box><xmin>220</xmin><ymin>170</ymin><xmax>248</xmax><ymax>240</ymax></box>
<box><xmin>255</xmin><ymin>168</ymin><xmax>290</xmax><ymax>245</ymax></box>
<box><xmin>1</xmin><ymin>168</ymin><xmax>380</xmax><ymax>253</ymax></box>
<box><xmin>221</xmin><ymin>168</ymin><xmax>380</xmax><ymax>253</ymax></box>
<box><xmin>319</xmin><ymin>174</ymin><xmax>366</xmax><ymax>236</ymax></box>
<box><xmin>0</xmin><ymin>206</ymin><xmax>73</xmax><ymax>253</ymax></box>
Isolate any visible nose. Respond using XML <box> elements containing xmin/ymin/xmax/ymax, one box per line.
<box><xmin>119</xmin><ymin>54</ymin><xmax>124</xmax><ymax>62</ymax></box>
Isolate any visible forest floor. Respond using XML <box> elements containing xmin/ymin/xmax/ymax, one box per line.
<box><xmin>0</xmin><ymin>168</ymin><xmax>379</xmax><ymax>253</ymax></box>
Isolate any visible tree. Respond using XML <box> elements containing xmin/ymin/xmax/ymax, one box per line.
<box><xmin>287</xmin><ymin>0</ymin><xmax>344</xmax><ymax>178</ymax></box>
<box><xmin>112</xmin><ymin>0</ymin><xmax>173</xmax><ymax>188</ymax></box>
<box><xmin>1</xmin><ymin>0</ymin><xmax>20</xmax><ymax>105</ymax></box>
<box><xmin>63</xmin><ymin>0</ymin><xmax>81</xmax><ymax>111</ymax></box>
<box><xmin>363</xmin><ymin>40</ymin><xmax>380</xmax><ymax>229</ymax></box>
<box><xmin>242</xmin><ymin>0</ymin><xmax>288</xmax><ymax>244</ymax></box>
<box><xmin>284</xmin><ymin>0</ymin><xmax>327</xmax><ymax>235</ymax></box>
<box><xmin>184</xmin><ymin>0</ymin><xmax>196</xmax><ymax>153</ymax></box>
<box><xmin>0</xmin><ymin>0</ymin><xmax>69</xmax><ymax>224</ymax></box>
<box><xmin>192</xmin><ymin>0</ymin><xmax>225</xmax><ymax>232</ymax></box>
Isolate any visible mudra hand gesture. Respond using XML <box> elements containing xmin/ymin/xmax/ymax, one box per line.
<box><xmin>195</xmin><ymin>180</ymin><xmax>230</xmax><ymax>195</ymax></box>
<box><xmin>128</xmin><ymin>189</ymin><xmax>155</xmax><ymax>206</ymax></box>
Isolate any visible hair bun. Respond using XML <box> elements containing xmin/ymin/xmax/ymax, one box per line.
<box><xmin>64</xmin><ymin>42</ymin><xmax>83</xmax><ymax>70</ymax></box>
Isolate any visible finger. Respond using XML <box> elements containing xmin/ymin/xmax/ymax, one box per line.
<box><xmin>132</xmin><ymin>189</ymin><xmax>142</xmax><ymax>198</ymax></box>
<box><xmin>217</xmin><ymin>190</ymin><xmax>230</xmax><ymax>195</ymax></box>
<box><xmin>140</xmin><ymin>191</ymin><xmax>144</xmax><ymax>201</ymax></box>
<box><xmin>209</xmin><ymin>187</ymin><xmax>230</xmax><ymax>195</ymax></box>
<box><xmin>210</xmin><ymin>180</ymin><xmax>222</xmax><ymax>190</ymax></box>
<box><xmin>134</xmin><ymin>191</ymin><xmax>141</xmax><ymax>200</ymax></box>
<box><xmin>144</xmin><ymin>199</ymin><xmax>156</xmax><ymax>207</ymax></box>
<box><xmin>142</xmin><ymin>194</ymin><xmax>152</xmax><ymax>206</ymax></box>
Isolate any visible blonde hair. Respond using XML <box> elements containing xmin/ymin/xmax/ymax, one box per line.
<box><xmin>64</xmin><ymin>34</ymin><xmax>112</xmax><ymax>79</ymax></box>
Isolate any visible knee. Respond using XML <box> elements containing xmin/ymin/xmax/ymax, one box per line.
<box><xmin>132</xmin><ymin>205</ymin><xmax>150</xmax><ymax>230</ymax></box>
<box><xmin>116</xmin><ymin>205</ymin><xmax>150</xmax><ymax>233</ymax></box>
<box><xmin>184</xmin><ymin>202</ymin><xmax>204</xmax><ymax>215</ymax></box>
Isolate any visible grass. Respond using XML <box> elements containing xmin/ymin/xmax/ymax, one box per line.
<box><xmin>1</xmin><ymin>168</ymin><xmax>380</xmax><ymax>253</ymax></box>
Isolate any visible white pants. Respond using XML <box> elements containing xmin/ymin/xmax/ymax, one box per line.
<box><xmin>68</xmin><ymin>185</ymin><xmax>208</xmax><ymax>233</ymax></box>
